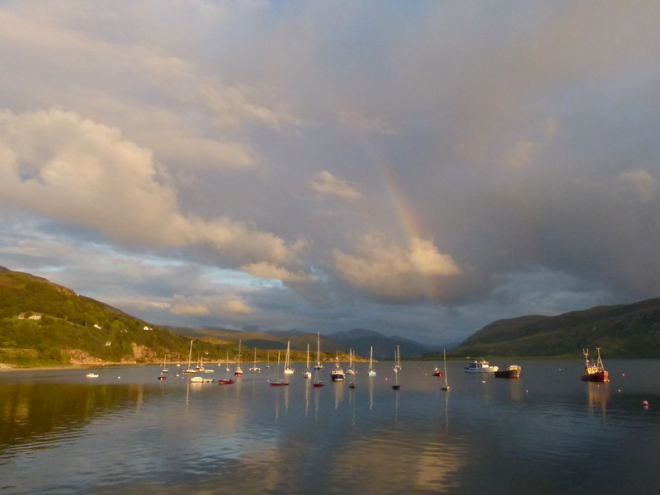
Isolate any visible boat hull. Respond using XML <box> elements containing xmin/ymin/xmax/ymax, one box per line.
<box><xmin>581</xmin><ymin>371</ymin><xmax>609</xmax><ymax>382</ymax></box>
<box><xmin>494</xmin><ymin>365</ymin><xmax>521</xmax><ymax>379</ymax></box>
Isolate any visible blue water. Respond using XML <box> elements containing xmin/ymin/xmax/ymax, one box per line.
<box><xmin>1</xmin><ymin>359</ymin><xmax>659</xmax><ymax>494</ymax></box>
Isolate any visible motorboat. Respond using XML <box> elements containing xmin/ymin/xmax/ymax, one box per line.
<box><xmin>464</xmin><ymin>360</ymin><xmax>499</xmax><ymax>373</ymax></box>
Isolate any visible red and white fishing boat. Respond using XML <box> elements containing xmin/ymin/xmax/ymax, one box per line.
<box><xmin>581</xmin><ymin>348</ymin><xmax>609</xmax><ymax>382</ymax></box>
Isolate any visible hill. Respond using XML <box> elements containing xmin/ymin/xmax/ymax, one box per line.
<box><xmin>327</xmin><ymin>329</ymin><xmax>436</xmax><ymax>359</ymax></box>
<box><xmin>446</xmin><ymin>297</ymin><xmax>660</xmax><ymax>358</ymax></box>
<box><xmin>0</xmin><ymin>266</ymin><xmax>237</xmax><ymax>367</ymax></box>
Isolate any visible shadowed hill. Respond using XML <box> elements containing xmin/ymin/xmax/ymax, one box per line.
<box><xmin>445</xmin><ymin>298</ymin><xmax>660</xmax><ymax>358</ymax></box>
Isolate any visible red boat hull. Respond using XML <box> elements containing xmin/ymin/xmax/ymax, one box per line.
<box><xmin>218</xmin><ymin>379</ymin><xmax>234</xmax><ymax>385</ymax></box>
<box><xmin>581</xmin><ymin>371</ymin><xmax>609</xmax><ymax>382</ymax></box>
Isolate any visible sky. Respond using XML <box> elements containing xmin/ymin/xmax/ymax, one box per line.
<box><xmin>1</xmin><ymin>1</ymin><xmax>659</xmax><ymax>346</ymax></box>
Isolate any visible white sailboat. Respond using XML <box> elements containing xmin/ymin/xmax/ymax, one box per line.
<box><xmin>249</xmin><ymin>347</ymin><xmax>261</xmax><ymax>372</ymax></box>
<box><xmin>183</xmin><ymin>340</ymin><xmax>197</xmax><ymax>374</ymax></box>
<box><xmin>225</xmin><ymin>351</ymin><xmax>230</xmax><ymax>372</ymax></box>
<box><xmin>346</xmin><ymin>348</ymin><xmax>355</xmax><ymax>375</ymax></box>
<box><xmin>283</xmin><ymin>340</ymin><xmax>295</xmax><ymax>375</ymax></box>
<box><xmin>368</xmin><ymin>346</ymin><xmax>376</xmax><ymax>377</ymax></box>
<box><xmin>234</xmin><ymin>340</ymin><xmax>243</xmax><ymax>377</ymax></box>
<box><xmin>314</xmin><ymin>332</ymin><xmax>323</xmax><ymax>370</ymax></box>
<box><xmin>302</xmin><ymin>343</ymin><xmax>312</xmax><ymax>379</ymax></box>
<box><xmin>441</xmin><ymin>349</ymin><xmax>450</xmax><ymax>391</ymax></box>
<box><xmin>392</xmin><ymin>345</ymin><xmax>401</xmax><ymax>390</ymax></box>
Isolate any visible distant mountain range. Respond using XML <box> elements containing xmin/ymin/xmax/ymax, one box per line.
<box><xmin>165</xmin><ymin>326</ymin><xmax>436</xmax><ymax>359</ymax></box>
<box><xmin>443</xmin><ymin>297</ymin><xmax>660</xmax><ymax>359</ymax></box>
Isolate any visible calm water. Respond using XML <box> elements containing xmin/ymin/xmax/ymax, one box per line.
<box><xmin>1</xmin><ymin>359</ymin><xmax>659</xmax><ymax>494</ymax></box>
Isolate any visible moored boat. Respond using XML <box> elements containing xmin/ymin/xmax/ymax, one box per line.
<box><xmin>368</xmin><ymin>346</ymin><xmax>376</xmax><ymax>377</ymax></box>
<box><xmin>432</xmin><ymin>366</ymin><xmax>443</xmax><ymax>377</ymax></box>
<box><xmin>464</xmin><ymin>360</ymin><xmax>499</xmax><ymax>373</ymax></box>
<box><xmin>234</xmin><ymin>340</ymin><xmax>243</xmax><ymax>377</ymax></box>
<box><xmin>190</xmin><ymin>376</ymin><xmax>213</xmax><ymax>383</ymax></box>
<box><xmin>218</xmin><ymin>378</ymin><xmax>234</xmax><ymax>385</ymax></box>
<box><xmin>581</xmin><ymin>348</ymin><xmax>609</xmax><ymax>382</ymax></box>
<box><xmin>86</xmin><ymin>372</ymin><xmax>99</xmax><ymax>378</ymax></box>
<box><xmin>494</xmin><ymin>365</ymin><xmax>521</xmax><ymax>379</ymax></box>
<box><xmin>330</xmin><ymin>353</ymin><xmax>345</xmax><ymax>381</ymax></box>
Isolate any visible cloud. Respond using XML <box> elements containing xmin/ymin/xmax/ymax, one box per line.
<box><xmin>240</xmin><ymin>262</ymin><xmax>317</xmax><ymax>283</ymax></box>
<box><xmin>0</xmin><ymin>107</ymin><xmax>302</xmax><ymax>266</ymax></box>
<box><xmin>619</xmin><ymin>169</ymin><xmax>657</xmax><ymax>202</ymax></box>
<box><xmin>333</xmin><ymin>235</ymin><xmax>461</xmax><ymax>302</ymax></box>
<box><xmin>310</xmin><ymin>171</ymin><xmax>363</xmax><ymax>201</ymax></box>
<box><xmin>170</xmin><ymin>293</ymin><xmax>252</xmax><ymax>316</ymax></box>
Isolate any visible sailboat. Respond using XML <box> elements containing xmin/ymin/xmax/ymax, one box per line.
<box><xmin>270</xmin><ymin>351</ymin><xmax>289</xmax><ymax>386</ymax></box>
<box><xmin>349</xmin><ymin>350</ymin><xmax>357</xmax><ymax>388</ymax></box>
<box><xmin>200</xmin><ymin>355</ymin><xmax>214</xmax><ymax>373</ymax></box>
<box><xmin>283</xmin><ymin>340</ymin><xmax>295</xmax><ymax>375</ymax></box>
<box><xmin>392</xmin><ymin>345</ymin><xmax>401</xmax><ymax>390</ymax></box>
<box><xmin>392</xmin><ymin>344</ymin><xmax>402</xmax><ymax>373</ymax></box>
<box><xmin>234</xmin><ymin>340</ymin><xmax>243</xmax><ymax>377</ymax></box>
<box><xmin>266</xmin><ymin>352</ymin><xmax>270</xmax><ymax>370</ymax></box>
<box><xmin>302</xmin><ymin>343</ymin><xmax>312</xmax><ymax>379</ymax></box>
<box><xmin>225</xmin><ymin>351</ymin><xmax>230</xmax><ymax>372</ymax></box>
<box><xmin>314</xmin><ymin>332</ymin><xmax>323</xmax><ymax>370</ymax></box>
<box><xmin>313</xmin><ymin>365</ymin><xmax>324</xmax><ymax>387</ymax></box>
<box><xmin>330</xmin><ymin>352</ymin><xmax>346</xmax><ymax>381</ymax></box>
<box><xmin>346</xmin><ymin>348</ymin><xmax>355</xmax><ymax>375</ymax></box>
<box><xmin>249</xmin><ymin>347</ymin><xmax>261</xmax><ymax>373</ymax></box>
<box><xmin>368</xmin><ymin>346</ymin><xmax>376</xmax><ymax>377</ymax></box>
<box><xmin>157</xmin><ymin>353</ymin><xmax>167</xmax><ymax>380</ymax></box>
<box><xmin>441</xmin><ymin>349</ymin><xmax>450</xmax><ymax>391</ymax></box>
<box><xmin>183</xmin><ymin>340</ymin><xmax>197</xmax><ymax>374</ymax></box>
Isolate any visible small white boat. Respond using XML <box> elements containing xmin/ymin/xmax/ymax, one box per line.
<box><xmin>346</xmin><ymin>348</ymin><xmax>356</xmax><ymax>375</ymax></box>
<box><xmin>314</xmin><ymin>332</ymin><xmax>324</xmax><ymax>371</ymax></box>
<box><xmin>190</xmin><ymin>376</ymin><xmax>213</xmax><ymax>383</ymax></box>
<box><xmin>283</xmin><ymin>340</ymin><xmax>295</xmax><ymax>375</ymax></box>
<box><xmin>302</xmin><ymin>343</ymin><xmax>312</xmax><ymax>379</ymax></box>
<box><xmin>249</xmin><ymin>347</ymin><xmax>261</xmax><ymax>373</ymax></box>
<box><xmin>183</xmin><ymin>340</ymin><xmax>197</xmax><ymax>374</ymax></box>
<box><xmin>86</xmin><ymin>372</ymin><xmax>99</xmax><ymax>378</ymax></box>
<box><xmin>464</xmin><ymin>360</ymin><xmax>499</xmax><ymax>373</ymax></box>
<box><xmin>368</xmin><ymin>346</ymin><xmax>377</xmax><ymax>377</ymax></box>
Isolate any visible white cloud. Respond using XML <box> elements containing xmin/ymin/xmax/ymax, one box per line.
<box><xmin>333</xmin><ymin>235</ymin><xmax>460</xmax><ymax>301</ymax></box>
<box><xmin>310</xmin><ymin>171</ymin><xmax>363</xmax><ymax>201</ymax></box>
<box><xmin>170</xmin><ymin>293</ymin><xmax>252</xmax><ymax>316</ymax></box>
<box><xmin>0</xmin><ymin>108</ymin><xmax>302</xmax><ymax>266</ymax></box>
<box><xmin>619</xmin><ymin>169</ymin><xmax>657</xmax><ymax>202</ymax></box>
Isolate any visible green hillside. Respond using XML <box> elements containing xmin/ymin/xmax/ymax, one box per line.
<box><xmin>0</xmin><ymin>266</ymin><xmax>238</xmax><ymax>367</ymax></box>
<box><xmin>445</xmin><ymin>297</ymin><xmax>660</xmax><ymax>359</ymax></box>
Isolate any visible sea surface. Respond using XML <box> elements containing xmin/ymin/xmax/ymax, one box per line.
<box><xmin>1</xmin><ymin>359</ymin><xmax>659</xmax><ymax>494</ymax></box>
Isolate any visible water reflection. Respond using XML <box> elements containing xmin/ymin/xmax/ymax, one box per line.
<box><xmin>0</xmin><ymin>382</ymin><xmax>143</xmax><ymax>454</ymax></box>
<box><xmin>586</xmin><ymin>382</ymin><xmax>610</xmax><ymax>417</ymax></box>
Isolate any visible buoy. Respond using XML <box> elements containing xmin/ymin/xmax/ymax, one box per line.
<box><xmin>385</xmin><ymin>377</ymin><xmax>388</xmax><ymax>381</ymax></box>
<box><xmin>643</xmin><ymin>400</ymin><xmax>649</xmax><ymax>408</ymax></box>
<box><xmin>482</xmin><ymin>380</ymin><xmax>486</xmax><ymax>383</ymax></box>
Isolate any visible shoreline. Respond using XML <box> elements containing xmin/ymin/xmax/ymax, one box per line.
<box><xmin>0</xmin><ymin>362</ymin><xmax>158</xmax><ymax>373</ymax></box>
